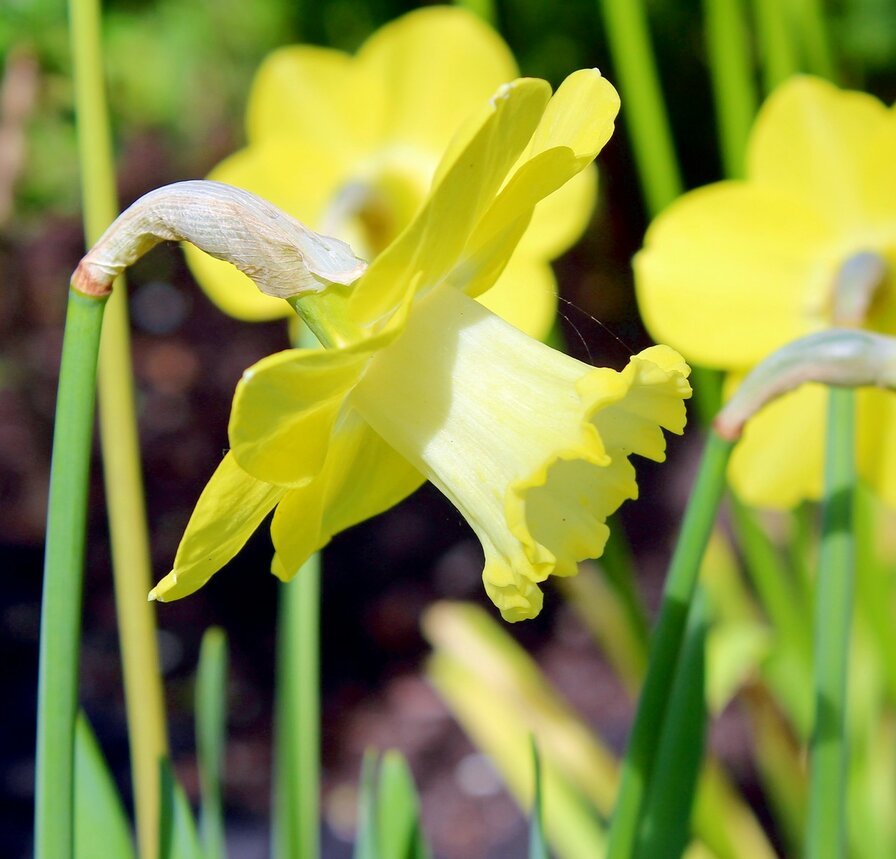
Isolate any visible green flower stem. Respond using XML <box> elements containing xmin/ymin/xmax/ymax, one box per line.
<box><xmin>703</xmin><ymin>0</ymin><xmax>758</xmax><ymax>178</ymax></box>
<box><xmin>752</xmin><ymin>0</ymin><xmax>800</xmax><ymax>91</ymax></box>
<box><xmin>35</xmin><ymin>288</ymin><xmax>108</xmax><ymax>859</ymax></box>
<box><xmin>598</xmin><ymin>0</ymin><xmax>722</xmax><ymax>423</ymax></box>
<box><xmin>606</xmin><ymin>431</ymin><xmax>734</xmax><ymax>859</ymax></box>
<box><xmin>789</xmin><ymin>0</ymin><xmax>836</xmax><ymax>79</ymax></box>
<box><xmin>597</xmin><ymin>0</ymin><xmax>682</xmax><ymax>214</ymax></box>
<box><xmin>730</xmin><ymin>496</ymin><xmax>812</xmax><ymax>663</ymax></box>
<box><xmin>806</xmin><ymin>388</ymin><xmax>855</xmax><ymax>859</ymax></box>
<box><xmin>274</xmin><ymin>556</ymin><xmax>321</xmax><ymax>859</ymax></box>
<box><xmin>68</xmin><ymin>1</ymin><xmax>168</xmax><ymax>856</ymax></box>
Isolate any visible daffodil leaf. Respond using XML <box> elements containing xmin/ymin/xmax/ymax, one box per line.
<box><xmin>74</xmin><ymin>714</ymin><xmax>136</xmax><ymax>859</ymax></box>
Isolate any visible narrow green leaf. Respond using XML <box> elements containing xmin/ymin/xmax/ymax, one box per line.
<box><xmin>273</xmin><ymin>556</ymin><xmax>321</xmax><ymax>859</ymax></box>
<box><xmin>607</xmin><ymin>432</ymin><xmax>734</xmax><ymax>859</ymax></box>
<box><xmin>353</xmin><ymin>750</ymin><xmax>380</xmax><ymax>859</ymax></box>
<box><xmin>376</xmin><ymin>751</ymin><xmax>431</xmax><ymax>859</ymax></box>
<box><xmin>196</xmin><ymin>627</ymin><xmax>228</xmax><ymax>859</ymax></box>
<box><xmin>159</xmin><ymin>758</ymin><xmax>205</xmax><ymax>859</ymax></box>
<box><xmin>529</xmin><ymin>739</ymin><xmax>549</xmax><ymax>859</ymax></box>
<box><xmin>635</xmin><ymin>590</ymin><xmax>709</xmax><ymax>859</ymax></box>
<box><xmin>74</xmin><ymin>714</ymin><xmax>136</xmax><ymax>859</ymax></box>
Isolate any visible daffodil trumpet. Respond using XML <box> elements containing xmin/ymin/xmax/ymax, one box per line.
<box><xmin>78</xmin><ymin>70</ymin><xmax>691</xmax><ymax>621</ymax></box>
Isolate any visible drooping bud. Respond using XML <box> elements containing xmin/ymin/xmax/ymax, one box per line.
<box><xmin>714</xmin><ymin>329</ymin><xmax>896</xmax><ymax>440</ymax></box>
<box><xmin>71</xmin><ymin>180</ymin><xmax>367</xmax><ymax>299</ymax></box>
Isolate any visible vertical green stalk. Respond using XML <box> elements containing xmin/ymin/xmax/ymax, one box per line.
<box><xmin>606</xmin><ymin>432</ymin><xmax>734</xmax><ymax>859</ymax></box>
<box><xmin>68</xmin><ymin>2</ymin><xmax>168</xmax><ymax>856</ymax></box>
<box><xmin>597</xmin><ymin>0</ymin><xmax>683</xmax><ymax>214</ymax></box>
<box><xmin>788</xmin><ymin>0</ymin><xmax>836</xmax><ymax>79</ymax></box>
<box><xmin>274</xmin><ymin>555</ymin><xmax>321</xmax><ymax>859</ymax></box>
<box><xmin>35</xmin><ymin>289</ymin><xmax>108</xmax><ymax>859</ymax></box>
<box><xmin>196</xmin><ymin>628</ymin><xmax>228</xmax><ymax>859</ymax></box>
<box><xmin>598</xmin><ymin>0</ymin><xmax>722</xmax><ymax>421</ymax></box>
<box><xmin>752</xmin><ymin>0</ymin><xmax>800</xmax><ymax>91</ymax></box>
<box><xmin>806</xmin><ymin>388</ymin><xmax>855</xmax><ymax>859</ymax></box>
<box><xmin>703</xmin><ymin>0</ymin><xmax>758</xmax><ymax>178</ymax></box>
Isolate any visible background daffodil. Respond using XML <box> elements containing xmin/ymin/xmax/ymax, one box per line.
<box><xmin>635</xmin><ymin>76</ymin><xmax>896</xmax><ymax>508</ymax></box>
<box><xmin>152</xmin><ymin>70</ymin><xmax>692</xmax><ymax>621</ymax></box>
<box><xmin>184</xmin><ymin>5</ymin><xmax>597</xmax><ymax>339</ymax></box>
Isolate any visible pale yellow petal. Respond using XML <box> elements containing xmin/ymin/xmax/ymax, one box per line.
<box><xmin>635</xmin><ymin>182</ymin><xmax>839</xmax><ymax>369</ymax></box>
<box><xmin>349</xmin><ymin>77</ymin><xmax>551</xmax><ymax>326</ymax></box>
<box><xmin>726</xmin><ymin>374</ymin><xmax>826</xmax><ymax>507</ymax></box>
<box><xmin>150</xmin><ymin>453</ymin><xmax>286</xmax><ymax>601</ymax></box>
<box><xmin>457</xmin><ymin>69</ymin><xmax>618</xmax><ymax>299</ymax></box>
<box><xmin>518</xmin><ymin>165</ymin><xmax>596</xmax><ymax>259</ymax></box>
<box><xmin>270</xmin><ymin>412</ymin><xmax>424</xmax><ymax>578</ymax></box>
<box><xmin>748</xmin><ymin>76</ymin><xmax>892</xmax><ymax>233</ymax></box>
<box><xmin>857</xmin><ymin>387</ymin><xmax>896</xmax><ymax>507</ymax></box>
<box><xmin>356</xmin><ymin>6</ymin><xmax>517</xmax><ymax>152</ymax></box>
<box><xmin>229</xmin><ymin>346</ymin><xmax>367</xmax><ymax>486</ymax></box>
<box><xmin>476</xmin><ymin>255</ymin><xmax>557</xmax><ymax>340</ymax></box>
<box><xmin>246</xmin><ymin>44</ymin><xmax>381</xmax><ymax>154</ymax></box>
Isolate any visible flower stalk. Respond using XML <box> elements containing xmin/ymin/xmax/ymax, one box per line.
<box><xmin>68</xmin><ymin>0</ymin><xmax>168</xmax><ymax>854</ymax></box>
<box><xmin>35</xmin><ymin>288</ymin><xmax>108</xmax><ymax>859</ymax></box>
<box><xmin>806</xmin><ymin>387</ymin><xmax>855</xmax><ymax>859</ymax></box>
<box><xmin>606</xmin><ymin>430</ymin><xmax>734</xmax><ymax>859</ymax></box>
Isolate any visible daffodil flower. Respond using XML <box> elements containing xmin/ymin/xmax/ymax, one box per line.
<box><xmin>184</xmin><ymin>6</ymin><xmax>596</xmax><ymax>339</ymax></box>
<box><xmin>635</xmin><ymin>76</ymin><xmax>896</xmax><ymax>508</ymax></box>
<box><xmin>151</xmin><ymin>70</ymin><xmax>691</xmax><ymax>621</ymax></box>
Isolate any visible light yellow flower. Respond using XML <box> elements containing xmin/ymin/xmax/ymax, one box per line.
<box><xmin>184</xmin><ymin>6</ymin><xmax>596</xmax><ymax>339</ymax></box>
<box><xmin>153</xmin><ymin>70</ymin><xmax>691</xmax><ymax>621</ymax></box>
<box><xmin>635</xmin><ymin>76</ymin><xmax>896</xmax><ymax>507</ymax></box>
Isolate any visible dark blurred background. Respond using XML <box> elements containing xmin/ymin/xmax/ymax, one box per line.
<box><xmin>3</xmin><ymin>1</ymin><xmax>896</xmax><ymax>856</ymax></box>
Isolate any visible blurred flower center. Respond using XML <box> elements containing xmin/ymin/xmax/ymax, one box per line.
<box><xmin>320</xmin><ymin>148</ymin><xmax>433</xmax><ymax>259</ymax></box>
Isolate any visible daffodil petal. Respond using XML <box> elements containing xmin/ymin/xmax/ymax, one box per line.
<box><xmin>858</xmin><ymin>386</ymin><xmax>896</xmax><ymax>507</ymax></box>
<box><xmin>635</xmin><ymin>182</ymin><xmax>838</xmax><ymax>369</ymax></box>
<box><xmin>350</xmin><ymin>77</ymin><xmax>552</xmax><ymax>326</ymax></box>
<box><xmin>270</xmin><ymin>412</ymin><xmax>424</xmax><ymax>577</ymax></box>
<box><xmin>356</xmin><ymin>6</ymin><xmax>517</xmax><ymax>152</ymax></box>
<box><xmin>455</xmin><ymin>69</ymin><xmax>618</xmax><ymax>298</ymax></box>
<box><xmin>246</xmin><ymin>44</ymin><xmax>380</xmax><ymax>154</ymax></box>
<box><xmin>150</xmin><ymin>453</ymin><xmax>286</xmax><ymax>601</ymax></box>
<box><xmin>185</xmin><ymin>141</ymin><xmax>348</xmax><ymax>321</ymax></box>
<box><xmin>519</xmin><ymin>165</ymin><xmax>596</xmax><ymax>259</ymax></box>
<box><xmin>748</xmin><ymin>76</ymin><xmax>892</xmax><ymax>233</ymax></box>
<box><xmin>475</xmin><ymin>254</ymin><xmax>557</xmax><ymax>340</ymax></box>
<box><xmin>229</xmin><ymin>346</ymin><xmax>368</xmax><ymax>486</ymax></box>
<box><xmin>726</xmin><ymin>374</ymin><xmax>826</xmax><ymax>508</ymax></box>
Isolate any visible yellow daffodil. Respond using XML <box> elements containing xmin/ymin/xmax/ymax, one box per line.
<box><xmin>635</xmin><ymin>76</ymin><xmax>896</xmax><ymax>508</ymax></box>
<box><xmin>184</xmin><ymin>6</ymin><xmax>596</xmax><ymax>339</ymax></box>
<box><xmin>151</xmin><ymin>69</ymin><xmax>691</xmax><ymax>621</ymax></box>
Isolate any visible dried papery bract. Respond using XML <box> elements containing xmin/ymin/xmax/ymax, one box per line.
<box><xmin>71</xmin><ymin>180</ymin><xmax>368</xmax><ymax>299</ymax></box>
<box><xmin>714</xmin><ymin>329</ymin><xmax>896</xmax><ymax>440</ymax></box>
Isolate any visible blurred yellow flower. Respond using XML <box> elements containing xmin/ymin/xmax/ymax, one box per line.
<box><xmin>153</xmin><ymin>71</ymin><xmax>691</xmax><ymax>621</ymax></box>
<box><xmin>185</xmin><ymin>6</ymin><xmax>597</xmax><ymax>339</ymax></box>
<box><xmin>635</xmin><ymin>76</ymin><xmax>896</xmax><ymax>507</ymax></box>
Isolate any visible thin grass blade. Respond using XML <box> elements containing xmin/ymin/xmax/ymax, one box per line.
<box><xmin>196</xmin><ymin>627</ymin><xmax>228</xmax><ymax>859</ymax></box>
<box><xmin>74</xmin><ymin>714</ymin><xmax>136</xmax><ymax>859</ymax></box>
